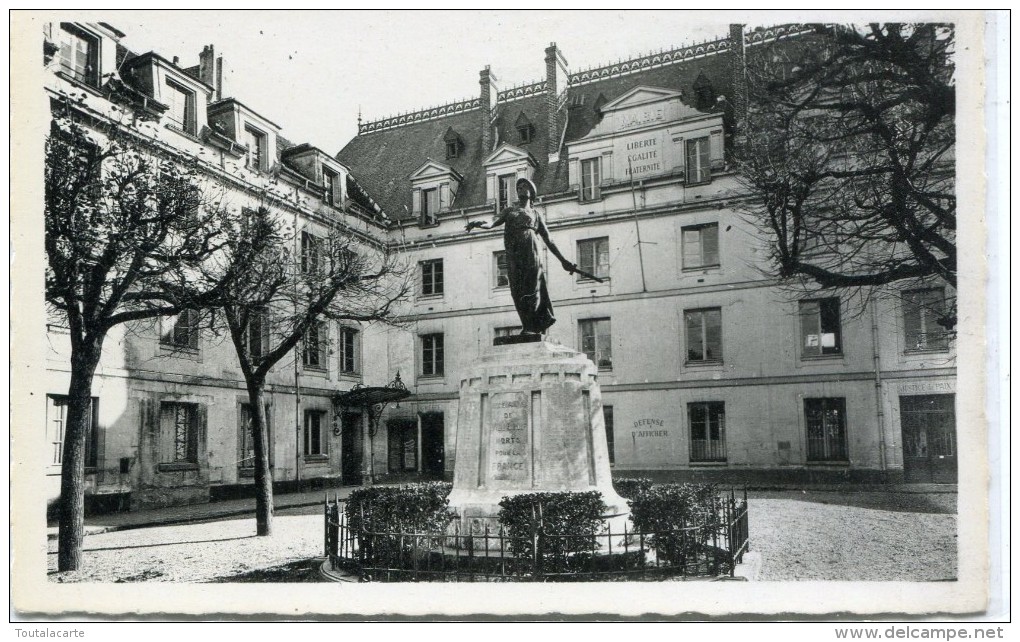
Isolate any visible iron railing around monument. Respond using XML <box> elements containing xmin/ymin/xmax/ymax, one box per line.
<box><xmin>323</xmin><ymin>490</ymin><xmax>749</xmax><ymax>582</ymax></box>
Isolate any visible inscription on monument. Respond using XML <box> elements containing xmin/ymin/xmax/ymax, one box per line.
<box><xmin>488</xmin><ymin>391</ymin><xmax>530</xmax><ymax>484</ymax></box>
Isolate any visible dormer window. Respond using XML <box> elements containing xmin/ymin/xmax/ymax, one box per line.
<box><xmin>498</xmin><ymin>174</ymin><xmax>515</xmax><ymax>211</ymax></box>
<box><xmin>57</xmin><ymin>24</ymin><xmax>99</xmax><ymax>87</ymax></box>
<box><xmin>443</xmin><ymin>127</ymin><xmax>463</xmax><ymax>160</ymax></box>
<box><xmin>693</xmin><ymin>72</ymin><xmax>717</xmax><ymax>111</ymax></box>
<box><xmin>165</xmin><ymin>79</ymin><xmax>196</xmax><ymax>134</ymax></box>
<box><xmin>244</xmin><ymin>125</ymin><xmax>267</xmax><ymax>172</ymax></box>
<box><xmin>409</xmin><ymin>158</ymin><xmax>462</xmax><ymax>227</ymax></box>
<box><xmin>518</xmin><ymin>124</ymin><xmax>535</xmax><ymax>144</ymax></box>
<box><xmin>323</xmin><ymin>168</ymin><xmax>339</xmax><ymax>206</ymax></box>
<box><xmin>421</xmin><ymin>188</ymin><xmax>439</xmax><ymax>225</ymax></box>
<box><xmin>515</xmin><ymin>112</ymin><xmax>535</xmax><ymax>145</ymax></box>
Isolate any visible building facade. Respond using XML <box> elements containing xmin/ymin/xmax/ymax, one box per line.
<box><xmin>336</xmin><ymin>24</ymin><xmax>958</xmax><ymax>487</ymax></box>
<box><xmin>41</xmin><ymin>21</ymin><xmax>957</xmax><ymax>513</ymax></box>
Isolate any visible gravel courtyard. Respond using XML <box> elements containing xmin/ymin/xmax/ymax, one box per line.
<box><xmin>47</xmin><ymin>490</ymin><xmax>957</xmax><ymax>583</ymax></box>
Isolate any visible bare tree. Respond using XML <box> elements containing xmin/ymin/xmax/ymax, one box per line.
<box><xmin>217</xmin><ymin>209</ymin><xmax>410</xmax><ymax>536</ymax></box>
<box><xmin>737</xmin><ymin>23</ymin><xmax>956</xmax><ymax>328</ymax></box>
<box><xmin>45</xmin><ymin>115</ymin><xmax>268</xmax><ymax>571</ymax></box>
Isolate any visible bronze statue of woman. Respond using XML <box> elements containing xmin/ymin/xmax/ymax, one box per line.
<box><xmin>466</xmin><ymin>178</ymin><xmax>579</xmax><ymax>335</ymax></box>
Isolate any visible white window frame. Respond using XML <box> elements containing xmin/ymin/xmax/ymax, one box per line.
<box><xmin>579</xmin><ymin>318</ymin><xmax>613</xmax><ymax>370</ymax></box>
<box><xmin>580</xmin><ymin>157</ymin><xmax>602</xmax><ymax>202</ymax></box>
<box><xmin>681</xmin><ymin>223</ymin><xmax>720</xmax><ymax>269</ymax></box>
<box><xmin>420</xmin><ymin>259</ymin><xmax>444</xmax><ymax>297</ymax></box>
<box><xmin>420</xmin><ymin>333</ymin><xmax>445</xmax><ymax>377</ymax></box>
<box><xmin>576</xmin><ymin>237</ymin><xmax>610</xmax><ymax>281</ymax></box>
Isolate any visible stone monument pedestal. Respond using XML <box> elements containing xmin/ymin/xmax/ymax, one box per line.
<box><xmin>447</xmin><ymin>341</ymin><xmax>629</xmax><ymax>534</ymax></box>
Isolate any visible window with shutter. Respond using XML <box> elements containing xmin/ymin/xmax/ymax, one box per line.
<box><xmin>159</xmin><ymin>402</ymin><xmax>199</xmax><ymax>465</ymax></box>
<box><xmin>161</xmin><ymin>310</ymin><xmax>200</xmax><ymax>351</ymax></box>
<box><xmin>47</xmin><ymin>395</ymin><xmax>98</xmax><ymax>468</ymax></box>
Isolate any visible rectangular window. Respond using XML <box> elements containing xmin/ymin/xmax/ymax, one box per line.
<box><xmin>577</xmin><ymin>237</ymin><xmax>610</xmax><ymax>280</ymax></box>
<box><xmin>903</xmin><ymin>288</ymin><xmax>949</xmax><ymax>351</ymax></box>
<box><xmin>46</xmin><ymin>395</ymin><xmax>98</xmax><ymax>468</ymax></box>
<box><xmin>421</xmin><ymin>188</ymin><xmax>439</xmax><ymax>224</ymax></box>
<box><xmin>246</xmin><ymin>310</ymin><xmax>269</xmax><ymax>360</ymax></box>
<box><xmin>165</xmin><ymin>80</ymin><xmax>196</xmax><ymax>134</ymax></box>
<box><xmin>494</xmin><ymin>325</ymin><xmax>522</xmax><ymax>339</ymax></box>
<box><xmin>689</xmin><ymin>401</ymin><xmax>726</xmax><ymax>462</ymax></box>
<box><xmin>604</xmin><ymin>405</ymin><xmax>615</xmax><ymax>465</ymax></box>
<box><xmin>498</xmin><ymin>174</ymin><xmax>515</xmax><ymax>211</ymax></box>
<box><xmin>303</xmin><ymin>323</ymin><xmax>327</xmax><ymax>370</ymax></box>
<box><xmin>685</xmin><ymin>137</ymin><xmax>711</xmax><ymax>184</ymax></box>
<box><xmin>579</xmin><ymin>318</ymin><xmax>612</xmax><ymax>370</ymax></box>
<box><xmin>493</xmin><ymin>251</ymin><xmax>509</xmax><ymax>288</ymax></box>
<box><xmin>159</xmin><ymin>402</ymin><xmax>199</xmax><ymax>465</ymax></box>
<box><xmin>239</xmin><ymin>403</ymin><xmax>271</xmax><ymax>472</ymax></box>
<box><xmin>301</xmin><ymin>231</ymin><xmax>322</xmax><ymax>274</ymax></box>
<box><xmin>58</xmin><ymin>24</ymin><xmax>99</xmax><ymax>86</ymax></box>
<box><xmin>323</xmin><ymin>168</ymin><xmax>338</xmax><ymax>206</ymax></box>
<box><xmin>303</xmin><ymin>409</ymin><xmax>327</xmax><ymax>456</ymax></box>
<box><xmin>800</xmin><ymin>298</ymin><xmax>842</xmax><ymax>357</ymax></box>
<box><xmin>804</xmin><ymin>397</ymin><xmax>848</xmax><ymax>462</ymax></box>
<box><xmin>518</xmin><ymin>124</ymin><xmax>535</xmax><ymax>144</ymax></box>
<box><xmin>681</xmin><ymin>223</ymin><xmax>720</xmax><ymax>269</ymax></box>
<box><xmin>446</xmin><ymin>140</ymin><xmax>459</xmax><ymax>159</ymax></box>
<box><xmin>685</xmin><ymin>308</ymin><xmax>722</xmax><ymax>362</ymax></box>
<box><xmin>420</xmin><ymin>259</ymin><xmax>444</xmax><ymax>297</ymax></box>
<box><xmin>581</xmin><ymin>157</ymin><xmax>601</xmax><ymax>202</ymax></box>
<box><xmin>421</xmin><ymin>333</ymin><xmax>445</xmax><ymax>377</ymax></box>
<box><xmin>161</xmin><ymin>309</ymin><xmax>200</xmax><ymax>350</ymax></box>
<box><xmin>244</xmin><ymin>125</ymin><xmax>267</xmax><ymax>171</ymax></box>
<box><xmin>338</xmin><ymin>327</ymin><xmax>359</xmax><ymax>374</ymax></box>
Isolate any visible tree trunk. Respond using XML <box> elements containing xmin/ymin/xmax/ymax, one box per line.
<box><xmin>246</xmin><ymin>379</ymin><xmax>274</xmax><ymax>536</ymax></box>
<box><xmin>57</xmin><ymin>342</ymin><xmax>101</xmax><ymax>572</ymax></box>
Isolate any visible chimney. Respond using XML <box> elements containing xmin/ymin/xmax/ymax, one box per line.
<box><xmin>545</xmin><ymin>43</ymin><xmax>568</xmax><ymax>159</ymax></box>
<box><xmin>479</xmin><ymin>66</ymin><xmax>498</xmax><ymax>152</ymax></box>
<box><xmin>199</xmin><ymin>44</ymin><xmax>228</xmax><ymax>102</ymax></box>
<box><xmin>728</xmin><ymin>24</ymin><xmax>747</xmax><ymax>135</ymax></box>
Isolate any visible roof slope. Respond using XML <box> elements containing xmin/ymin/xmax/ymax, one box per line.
<box><xmin>337</xmin><ymin>38</ymin><xmax>738</xmax><ymax>221</ymax></box>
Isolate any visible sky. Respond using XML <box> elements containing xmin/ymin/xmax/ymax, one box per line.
<box><xmin>76</xmin><ymin>10</ymin><xmax>746</xmax><ymax>153</ymax></box>
<box><xmin>38</xmin><ymin>9</ymin><xmax>963</xmax><ymax>155</ymax></box>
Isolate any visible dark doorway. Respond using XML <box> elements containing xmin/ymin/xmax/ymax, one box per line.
<box><xmin>900</xmin><ymin>394</ymin><xmax>957</xmax><ymax>483</ymax></box>
<box><xmin>340</xmin><ymin>412</ymin><xmax>363</xmax><ymax>486</ymax></box>
<box><xmin>387</xmin><ymin>418</ymin><xmax>418</xmax><ymax>473</ymax></box>
<box><xmin>421</xmin><ymin>412</ymin><xmax>445</xmax><ymax>479</ymax></box>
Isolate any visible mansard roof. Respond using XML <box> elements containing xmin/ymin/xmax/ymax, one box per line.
<box><xmin>336</xmin><ymin>30</ymin><xmax>772</xmax><ymax>221</ymax></box>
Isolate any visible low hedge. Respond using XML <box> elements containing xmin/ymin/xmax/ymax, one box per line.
<box><xmin>345</xmin><ymin>482</ymin><xmax>455</xmax><ymax>562</ymax></box>
<box><xmin>498</xmin><ymin>491</ymin><xmax>606</xmax><ymax>572</ymax></box>
<box><xmin>627</xmin><ymin>483</ymin><xmax>719</xmax><ymax>565</ymax></box>
<box><xmin>613</xmin><ymin>477</ymin><xmax>653</xmax><ymax>499</ymax></box>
